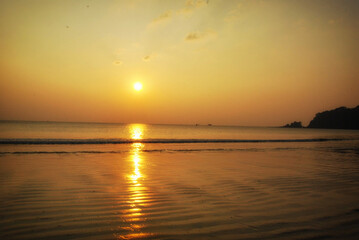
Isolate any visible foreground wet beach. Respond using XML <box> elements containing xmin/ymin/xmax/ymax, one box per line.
<box><xmin>1</xmin><ymin>139</ymin><xmax>359</xmax><ymax>239</ymax></box>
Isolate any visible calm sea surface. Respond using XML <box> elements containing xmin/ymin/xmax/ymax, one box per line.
<box><xmin>1</xmin><ymin>121</ymin><xmax>359</xmax><ymax>239</ymax></box>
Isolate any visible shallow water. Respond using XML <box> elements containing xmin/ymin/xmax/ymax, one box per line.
<box><xmin>1</xmin><ymin>121</ymin><xmax>358</xmax><ymax>141</ymax></box>
<box><xmin>1</xmin><ymin>122</ymin><xmax>359</xmax><ymax>239</ymax></box>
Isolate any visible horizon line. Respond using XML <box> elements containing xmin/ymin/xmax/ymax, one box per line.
<box><xmin>0</xmin><ymin>119</ymin><xmax>282</xmax><ymax>128</ymax></box>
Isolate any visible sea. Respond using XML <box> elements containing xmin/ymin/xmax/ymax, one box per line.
<box><xmin>0</xmin><ymin>121</ymin><xmax>359</xmax><ymax>239</ymax></box>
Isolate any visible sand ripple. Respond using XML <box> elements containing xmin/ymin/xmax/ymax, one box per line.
<box><xmin>1</xmin><ymin>141</ymin><xmax>359</xmax><ymax>239</ymax></box>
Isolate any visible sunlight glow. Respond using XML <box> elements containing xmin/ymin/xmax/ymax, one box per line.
<box><xmin>134</xmin><ymin>82</ymin><xmax>143</xmax><ymax>91</ymax></box>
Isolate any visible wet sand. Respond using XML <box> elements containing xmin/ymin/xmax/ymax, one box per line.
<box><xmin>1</xmin><ymin>141</ymin><xmax>359</xmax><ymax>239</ymax></box>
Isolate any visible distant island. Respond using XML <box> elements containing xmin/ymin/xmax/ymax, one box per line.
<box><xmin>283</xmin><ymin>121</ymin><xmax>303</xmax><ymax>128</ymax></box>
<box><xmin>283</xmin><ymin>105</ymin><xmax>359</xmax><ymax>129</ymax></box>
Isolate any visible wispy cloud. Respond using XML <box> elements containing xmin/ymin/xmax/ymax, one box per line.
<box><xmin>142</xmin><ymin>55</ymin><xmax>151</xmax><ymax>61</ymax></box>
<box><xmin>149</xmin><ymin>0</ymin><xmax>209</xmax><ymax>28</ymax></box>
<box><xmin>180</xmin><ymin>0</ymin><xmax>209</xmax><ymax>14</ymax></box>
<box><xmin>225</xmin><ymin>3</ymin><xmax>242</xmax><ymax>22</ymax></box>
<box><xmin>186</xmin><ymin>32</ymin><xmax>201</xmax><ymax>41</ymax></box>
<box><xmin>185</xmin><ymin>30</ymin><xmax>215</xmax><ymax>41</ymax></box>
<box><xmin>113</xmin><ymin>60</ymin><xmax>123</xmax><ymax>65</ymax></box>
<box><xmin>143</xmin><ymin>53</ymin><xmax>157</xmax><ymax>62</ymax></box>
<box><xmin>151</xmin><ymin>11</ymin><xmax>173</xmax><ymax>24</ymax></box>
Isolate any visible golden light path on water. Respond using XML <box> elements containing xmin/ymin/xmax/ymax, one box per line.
<box><xmin>130</xmin><ymin>124</ymin><xmax>144</xmax><ymax>140</ymax></box>
<box><xmin>118</xmin><ymin>124</ymin><xmax>153</xmax><ymax>239</ymax></box>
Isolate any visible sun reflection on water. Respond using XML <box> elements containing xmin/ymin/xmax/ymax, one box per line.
<box><xmin>118</xmin><ymin>124</ymin><xmax>153</xmax><ymax>239</ymax></box>
<box><xmin>130</xmin><ymin>144</ymin><xmax>142</xmax><ymax>185</ymax></box>
<box><xmin>129</xmin><ymin>124</ymin><xmax>146</xmax><ymax>140</ymax></box>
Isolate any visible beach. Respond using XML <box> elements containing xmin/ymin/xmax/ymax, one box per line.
<box><xmin>1</xmin><ymin>1</ymin><xmax>358</xmax><ymax>239</ymax></box>
<box><xmin>1</xmin><ymin>122</ymin><xmax>359</xmax><ymax>239</ymax></box>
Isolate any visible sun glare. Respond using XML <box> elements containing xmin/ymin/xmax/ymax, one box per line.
<box><xmin>134</xmin><ymin>82</ymin><xmax>143</xmax><ymax>91</ymax></box>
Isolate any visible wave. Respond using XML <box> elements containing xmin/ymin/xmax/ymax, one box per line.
<box><xmin>2</xmin><ymin>146</ymin><xmax>358</xmax><ymax>155</ymax></box>
<box><xmin>0</xmin><ymin>148</ymin><xmax>268</xmax><ymax>155</ymax></box>
<box><xmin>0</xmin><ymin>138</ymin><xmax>351</xmax><ymax>145</ymax></box>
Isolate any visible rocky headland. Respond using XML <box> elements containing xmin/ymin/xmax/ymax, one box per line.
<box><xmin>283</xmin><ymin>105</ymin><xmax>359</xmax><ymax>130</ymax></box>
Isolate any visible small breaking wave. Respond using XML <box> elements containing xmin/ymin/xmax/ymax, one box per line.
<box><xmin>0</xmin><ymin>148</ymin><xmax>260</xmax><ymax>155</ymax></box>
<box><xmin>0</xmin><ymin>138</ymin><xmax>350</xmax><ymax>145</ymax></box>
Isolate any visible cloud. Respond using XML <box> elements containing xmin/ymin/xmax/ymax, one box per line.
<box><xmin>186</xmin><ymin>32</ymin><xmax>201</xmax><ymax>41</ymax></box>
<box><xmin>142</xmin><ymin>55</ymin><xmax>151</xmax><ymax>61</ymax></box>
<box><xmin>143</xmin><ymin>54</ymin><xmax>156</xmax><ymax>62</ymax></box>
<box><xmin>113</xmin><ymin>60</ymin><xmax>123</xmax><ymax>65</ymax></box>
<box><xmin>185</xmin><ymin>30</ymin><xmax>215</xmax><ymax>41</ymax></box>
<box><xmin>149</xmin><ymin>0</ymin><xmax>209</xmax><ymax>27</ymax></box>
<box><xmin>186</xmin><ymin>0</ymin><xmax>208</xmax><ymax>8</ymax></box>
<box><xmin>151</xmin><ymin>11</ymin><xmax>172</xmax><ymax>24</ymax></box>
<box><xmin>179</xmin><ymin>0</ymin><xmax>209</xmax><ymax>14</ymax></box>
<box><xmin>224</xmin><ymin>3</ymin><xmax>242</xmax><ymax>22</ymax></box>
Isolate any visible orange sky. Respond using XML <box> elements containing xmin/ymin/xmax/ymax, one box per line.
<box><xmin>0</xmin><ymin>0</ymin><xmax>358</xmax><ymax>126</ymax></box>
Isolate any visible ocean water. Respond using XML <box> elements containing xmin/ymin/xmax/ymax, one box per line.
<box><xmin>1</xmin><ymin>121</ymin><xmax>359</xmax><ymax>239</ymax></box>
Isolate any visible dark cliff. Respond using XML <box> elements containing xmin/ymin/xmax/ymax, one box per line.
<box><xmin>307</xmin><ymin>106</ymin><xmax>359</xmax><ymax>129</ymax></box>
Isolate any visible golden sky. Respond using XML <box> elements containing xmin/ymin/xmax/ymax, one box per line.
<box><xmin>0</xmin><ymin>0</ymin><xmax>358</xmax><ymax>126</ymax></box>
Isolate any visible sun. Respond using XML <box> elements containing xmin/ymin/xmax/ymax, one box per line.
<box><xmin>134</xmin><ymin>82</ymin><xmax>143</xmax><ymax>91</ymax></box>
